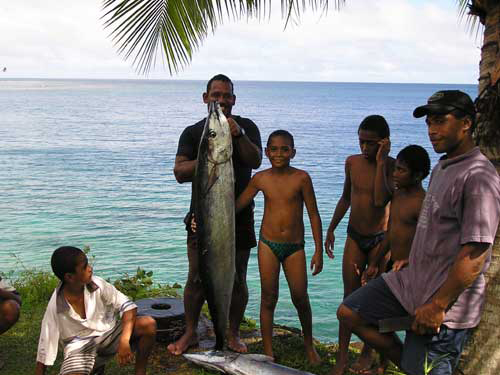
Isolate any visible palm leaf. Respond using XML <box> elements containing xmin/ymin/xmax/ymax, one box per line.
<box><xmin>102</xmin><ymin>0</ymin><xmax>345</xmax><ymax>75</ymax></box>
<box><xmin>456</xmin><ymin>0</ymin><xmax>483</xmax><ymax>39</ymax></box>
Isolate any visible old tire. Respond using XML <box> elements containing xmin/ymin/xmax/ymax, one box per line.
<box><xmin>136</xmin><ymin>297</ymin><xmax>185</xmax><ymax>343</ymax></box>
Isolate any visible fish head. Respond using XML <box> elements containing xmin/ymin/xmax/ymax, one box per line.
<box><xmin>205</xmin><ymin>102</ymin><xmax>233</xmax><ymax>164</ymax></box>
<box><xmin>183</xmin><ymin>350</ymin><xmax>238</xmax><ymax>372</ymax></box>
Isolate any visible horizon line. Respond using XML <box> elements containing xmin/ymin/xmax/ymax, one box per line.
<box><xmin>0</xmin><ymin>77</ymin><xmax>478</xmax><ymax>86</ymax></box>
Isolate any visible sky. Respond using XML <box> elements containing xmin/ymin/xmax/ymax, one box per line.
<box><xmin>0</xmin><ymin>0</ymin><xmax>482</xmax><ymax>83</ymax></box>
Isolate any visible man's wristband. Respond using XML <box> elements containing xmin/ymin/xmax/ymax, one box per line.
<box><xmin>235</xmin><ymin>126</ymin><xmax>245</xmax><ymax>138</ymax></box>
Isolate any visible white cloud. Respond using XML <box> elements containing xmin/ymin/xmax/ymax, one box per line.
<box><xmin>0</xmin><ymin>0</ymin><xmax>481</xmax><ymax>83</ymax></box>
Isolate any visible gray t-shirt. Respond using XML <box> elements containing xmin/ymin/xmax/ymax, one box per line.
<box><xmin>383</xmin><ymin>147</ymin><xmax>500</xmax><ymax>329</ymax></box>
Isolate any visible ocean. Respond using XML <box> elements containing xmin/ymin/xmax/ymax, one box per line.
<box><xmin>0</xmin><ymin>79</ymin><xmax>477</xmax><ymax>341</ymax></box>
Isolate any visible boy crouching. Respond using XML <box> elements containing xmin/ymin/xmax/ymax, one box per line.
<box><xmin>35</xmin><ymin>246</ymin><xmax>156</xmax><ymax>375</ymax></box>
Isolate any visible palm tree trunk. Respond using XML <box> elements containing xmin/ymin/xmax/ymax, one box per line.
<box><xmin>458</xmin><ymin>2</ymin><xmax>500</xmax><ymax>374</ymax></box>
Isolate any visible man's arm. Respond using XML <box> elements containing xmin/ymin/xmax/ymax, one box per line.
<box><xmin>324</xmin><ymin>159</ymin><xmax>352</xmax><ymax>256</ymax></box>
<box><xmin>412</xmin><ymin>242</ymin><xmax>490</xmax><ymax>335</ymax></box>
<box><xmin>302</xmin><ymin>173</ymin><xmax>325</xmax><ymax>275</ymax></box>
<box><xmin>374</xmin><ymin>138</ymin><xmax>393</xmax><ymax>207</ymax></box>
<box><xmin>235</xmin><ymin>175</ymin><xmax>260</xmax><ymax>214</ymax></box>
<box><xmin>117</xmin><ymin>308</ymin><xmax>137</xmax><ymax>366</ymax></box>
<box><xmin>173</xmin><ymin>155</ymin><xmax>197</xmax><ymax>183</ymax></box>
<box><xmin>228</xmin><ymin>118</ymin><xmax>262</xmax><ymax>169</ymax></box>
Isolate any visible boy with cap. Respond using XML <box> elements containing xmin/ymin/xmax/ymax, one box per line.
<box><xmin>35</xmin><ymin>246</ymin><xmax>157</xmax><ymax>375</ymax></box>
<box><xmin>335</xmin><ymin>90</ymin><xmax>500</xmax><ymax>375</ymax></box>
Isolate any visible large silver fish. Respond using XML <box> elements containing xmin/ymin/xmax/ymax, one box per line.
<box><xmin>184</xmin><ymin>351</ymin><xmax>318</xmax><ymax>375</ymax></box>
<box><xmin>194</xmin><ymin>101</ymin><xmax>235</xmax><ymax>350</ymax></box>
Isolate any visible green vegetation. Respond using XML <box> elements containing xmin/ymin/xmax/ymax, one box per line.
<box><xmin>111</xmin><ymin>267</ymin><xmax>182</xmax><ymax>301</ymax></box>
<box><xmin>424</xmin><ymin>352</ymin><xmax>450</xmax><ymax>375</ymax></box>
<box><xmin>0</xmin><ymin>258</ymin><xmax>405</xmax><ymax>374</ymax></box>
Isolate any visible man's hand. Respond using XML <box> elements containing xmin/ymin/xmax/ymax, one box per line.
<box><xmin>376</xmin><ymin>138</ymin><xmax>390</xmax><ymax>164</ymax></box>
<box><xmin>227</xmin><ymin>118</ymin><xmax>244</xmax><ymax>138</ymax></box>
<box><xmin>310</xmin><ymin>251</ymin><xmax>324</xmax><ymax>276</ymax></box>
<box><xmin>117</xmin><ymin>339</ymin><xmax>134</xmax><ymax>366</ymax></box>
<box><xmin>361</xmin><ymin>264</ymin><xmax>379</xmax><ymax>285</ymax></box>
<box><xmin>411</xmin><ymin>301</ymin><xmax>445</xmax><ymax>335</ymax></box>
<box><xmin>324</xmin><ymin>230</ymin><xmax>335</xmax><ymax>259</ymax></box>
<box><xmin>392</xmin><ymin>259</ymin><xmax>409</xmax><ymax>272</ymax></box>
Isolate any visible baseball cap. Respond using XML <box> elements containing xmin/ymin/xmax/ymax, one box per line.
<box><xmin>413</xmin><ymin>90</ymin><xmax>475</xmax><ymax>118</ymax></box>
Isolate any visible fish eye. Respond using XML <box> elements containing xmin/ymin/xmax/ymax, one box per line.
<box><xmin>209</xmin><ymin>130</ymin><xmax>217</xmax><ymax>138</ymax></box>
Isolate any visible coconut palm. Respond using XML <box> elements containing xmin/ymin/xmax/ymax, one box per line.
<box><xmin>102</xmin><ymin>1</ymin><xmax>500</xmax><ymax>373</ymax></box>
<box><xmin>456</xmin><ymin>2</ymin><xmax>500</xmax><ymax>374</ymax></box>
<box><xmin>101</xmin><ymin>0</ymin><xmax>345</xmax><ymax>74</ymax></box>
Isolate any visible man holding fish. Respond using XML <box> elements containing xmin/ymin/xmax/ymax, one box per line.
<box><xmin>171</xmin><ymin>74</ymin><xmax>262</xmax><ymax>355</ymax></box>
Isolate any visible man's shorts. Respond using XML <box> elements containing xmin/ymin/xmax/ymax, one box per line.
<box><xmin>187</xmin><ymin>219</ymin><xmax>257</xmax><ymax>250</ymax></box>
<box><xmin>343</xmin><ymin>277</ymin><xmax>470</xmax><ymax>375</ymax></box>
<box><xmin>185</xmin><ymin>206</ymin><xmax>257</xmax><ymax>251</ymax></box>
<box><xmin>343</xmin><ymin>276</ymin><xmax>409</xmax><ymax>325</ymax></box>
<box><xmin>59</xmin><ymin>322</ymin><xmax>136</xmax><ymax>375</ymax></box>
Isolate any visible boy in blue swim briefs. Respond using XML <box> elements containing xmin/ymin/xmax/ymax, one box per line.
<box><xmin>236</xmin><ymin>130</ymin><xmax>330</xmax><ymax>364</ymax></box>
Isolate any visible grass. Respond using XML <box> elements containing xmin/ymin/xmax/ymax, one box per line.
<box><xmin>0</xmin><ymin>263</ymin><xmax>405</xmax><ymax>374</ymax></box>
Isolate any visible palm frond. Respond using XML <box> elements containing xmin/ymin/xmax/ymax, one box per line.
<box><xmin>102</xmin><ymin>0</ymin><xmax>344</xmax><ymax>75</ymax></box>
<box><xmin>456</xmin><ymin>0</ymin><xmax>483</xmax><ymax>39</ymax></box>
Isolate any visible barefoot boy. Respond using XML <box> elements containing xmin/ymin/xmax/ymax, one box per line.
<box><xmin>236</xmin><ymin>130</ymin><xmax>328</xmax><ymax>364</ymax></box>
<box><xmin>364</xmin><ymin>144</ymin><xmax>430</xmax><ymax>280</ymax></box>
<box><xmin>35</xmin><ymin>246</ymin><xmax>157</xmax><ymax>375</ymax></box>
<box><xmin>325</xmin><ymin>115</ymin><xmax>393</xmax><ymax>375</ymax></box>
<box><xmin>361</xmin><ymin>144</ymin><xmax>430</xmax><ymax>374</ymax></box>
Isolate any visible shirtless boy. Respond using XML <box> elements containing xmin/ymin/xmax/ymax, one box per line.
<box><xmin>361</xmin><ymin>144</ymin><xmax>430</xmax><ymax>374</ymax></box>
<box><xmin>236</xmin><ymin>130</ymin><xmax>329</xmax><ymax>364</ymax></box>
<box><xmin>364</xmin><ymin>144</ymin><xmax>430</xmax><ymax>279</ymax></box>
<box><xmin>325</xmin><ymin>115</ymin><xmax>393</xmax><ymax>375</ymax></box>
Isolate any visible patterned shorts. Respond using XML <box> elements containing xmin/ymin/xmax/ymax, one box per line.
<box><xmin>59</xmin><ymin>323</ymin><xmax>135</xmax><ymax>375</ymax></box>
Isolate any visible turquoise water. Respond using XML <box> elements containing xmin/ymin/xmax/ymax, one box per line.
<box><xmin>0</xmin><ymin>79</ymin><xmax>476</xmax><ymax>341</ymax></box>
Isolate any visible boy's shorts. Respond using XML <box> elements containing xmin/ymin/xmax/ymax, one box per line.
<box><xmin>343</xmin><ymin>277</ymin><xmax>470</xmax><ymax>375</ymax></box>
<box><xmin>59</xmin><ymin>322</ymin><xmax>136</xmax><ymax>375</ymax></box>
